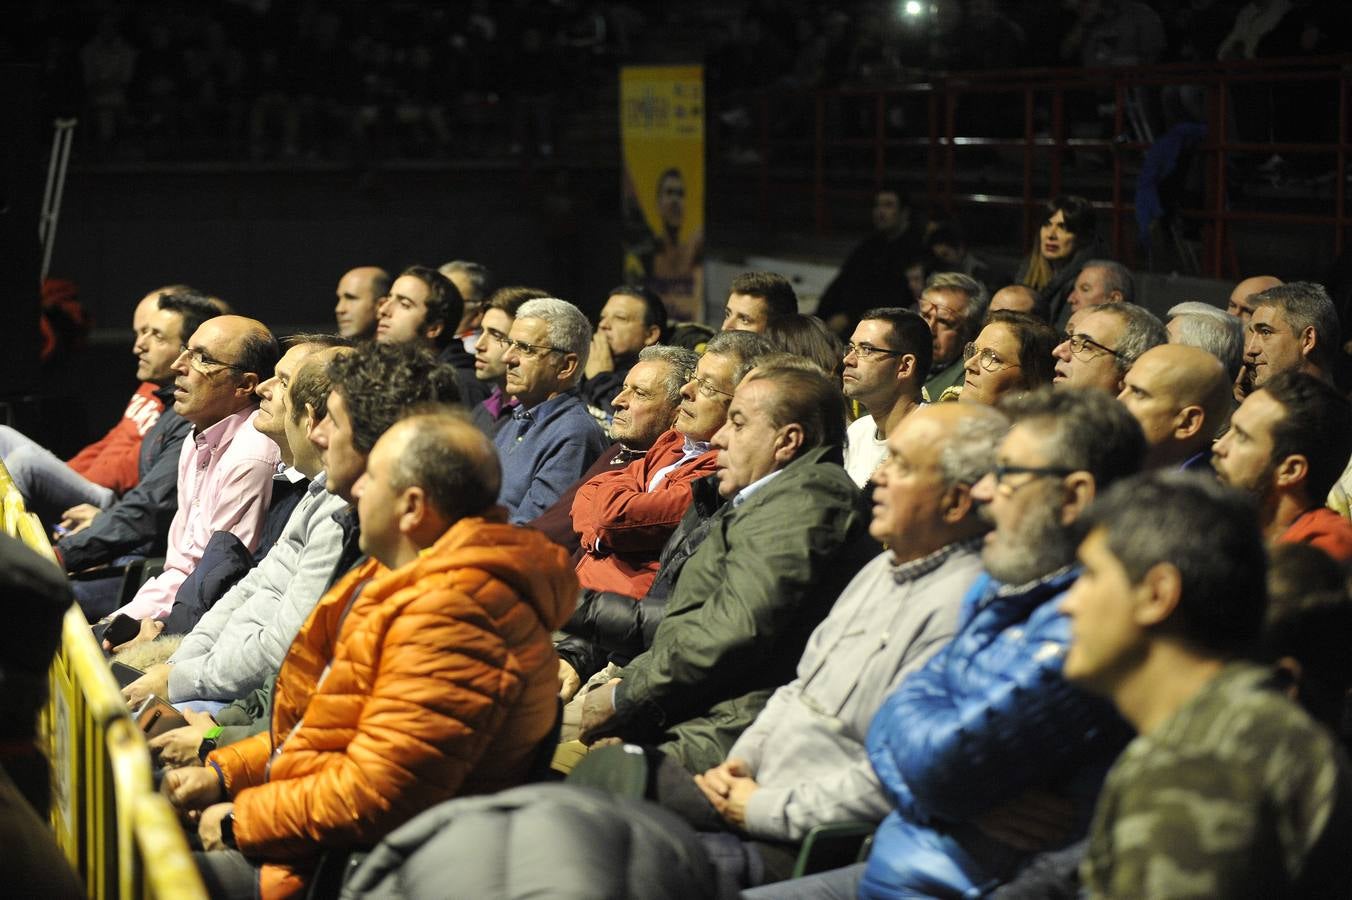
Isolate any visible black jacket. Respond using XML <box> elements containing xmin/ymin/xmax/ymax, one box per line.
<box><xmin>58</xmin><ymin>389</ymin><xmax>191</xmax><ymax>573</ymax></box>
<box><xmin>556</xmin><ymin>474</ymin><xmax>725</xmax><ymax>680</ymax></box>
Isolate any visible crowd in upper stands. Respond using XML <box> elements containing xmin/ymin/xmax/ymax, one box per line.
<box><xmin>5</xmin><ymin>0</ymin><xmax>1345</xmax><ymax>164</ymax></box>
<box><xmin>7</xmin><ymin>185</ymin><xmax>1352</xmax><ymax>899</ymax></box>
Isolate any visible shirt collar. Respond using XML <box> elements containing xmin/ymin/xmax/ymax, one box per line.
<box><xmin>511</xmin><ymin>389</ymin><xmax>576</xmax><ymax>421</ymax></box>
<box><xmin>731</xmin><ymin>468</ymin><xmax>784</xmax><ymax>507</ymax></box>
<box><xmin>193</xmin><ymin>405</ymin><xmax>253</xmax><ymax>450</ymax></box>
<box><xmin>682</xmin><ymin>435</ymin><xmax>712</xmax><ymax>455</ymax></box>
<box><xmin>890</xmin><ymin>534</ymin><xmax>983</xmax><ymax>584</ymax></box>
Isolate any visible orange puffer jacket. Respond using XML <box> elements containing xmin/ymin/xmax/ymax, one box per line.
<box><xmin>208</xmin><ymin>513</ymin><xmax>577</xmax><ymax>899</ymax></box>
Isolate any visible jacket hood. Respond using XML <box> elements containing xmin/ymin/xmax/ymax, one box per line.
<box><xmin>403</xmin><ymin>510</ymin><xmax>578</xmax><ymax>631</ymax></box>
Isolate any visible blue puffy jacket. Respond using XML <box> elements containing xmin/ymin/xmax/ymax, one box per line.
<box><xmin>861</xmin><ymin>567</ymin><xmax>1131</xmax><ymax>899</ymax></box>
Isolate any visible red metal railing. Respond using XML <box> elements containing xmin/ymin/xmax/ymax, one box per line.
<box><xmin>711</xmin><ymin>56</ymin><xmax>1352</xmax><ymax>278</ymax></box>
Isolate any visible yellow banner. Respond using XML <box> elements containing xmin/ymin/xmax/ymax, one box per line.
<box><xmin>620</xmin><ymin>65</ymin><xmax>705</xmax><ymax>323</ymax></box>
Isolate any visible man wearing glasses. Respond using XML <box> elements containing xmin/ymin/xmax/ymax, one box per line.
<box><xmin>93</xmin><ymin>316</ymin><xmax>282</xmax><ymax>624</ymax></box>
<box><xmin>842</xmin><ymin>308</ymin><xmax>932</xmax><ymax>486</ymax></box>
<box><xmin>1052</xmin><ymin>302</ymin><xmax>1166</xmax><ymax>394</ymax></box>
<box><xmin>776</xmin><ymin>388</ymin><xmax>1143</xmax><ymax>898</ymax></box>
<box><xmin>55</xmin><ymin>291</ymin><xmax>218</xmax><ymax>618</ymax></box>
<box><xmin>494</xmin><ymin>298</ymin><xmax>608</xmax><ymax>523</ymax></box>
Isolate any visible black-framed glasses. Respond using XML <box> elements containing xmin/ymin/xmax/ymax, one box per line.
<box><xmin>688</xmin><ymin>374</ymin><xmax>734</xmax><ymax>399</ymax></box>
<box><xmin>1065</xmin><ymin>333</ymin><xmax>1123</xmax><ymax>361</ymax></box>
<box><xmin>990</xmin><ymin>464</ymin><xmax>1075</xmax><ymax>492</ymax></box>
<box><xmin>178</xmin><ymin>346</ymin><xmax>247</xmax><ymax>375</ymax></box>
<box><xmin>844</xmin><ymin>341</ymin><xmax>905</xmax><ymax>361</ymax></box>
<box><xmin>504</xmin><ymin>338</ymin><xmax>567</xmax><ymax>358</ymax></box>
<box><xmin>963</xmin><ymin>343</ymin><xmax>1020</xmax><ymax>373</ymax></box>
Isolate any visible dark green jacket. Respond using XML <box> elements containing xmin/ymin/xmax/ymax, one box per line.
<box><xmin>611</xmin><ymin>446</ymin><xmax>879</xmax><ymax>772</ymax></box>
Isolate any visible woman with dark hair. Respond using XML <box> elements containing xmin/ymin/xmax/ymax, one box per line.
<box><xmin>1016</xmin><ymin>195</ymin><xmax>1100</xmax><ymax>329</ymax></box>
<box><xmin>763</xmin><ymin>314</ymin><xmax>846</xmax><ymax>378</ymax></box>
<box><xmin>957</xmin><ymin>310</ymin><xmax>1058</xmax><ymax>406</ymax></box>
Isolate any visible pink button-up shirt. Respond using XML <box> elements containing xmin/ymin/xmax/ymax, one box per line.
<box><xmin>114</xmin><ymin>406</ymin><xmax>280</xmax><ymax>620</ymax></box>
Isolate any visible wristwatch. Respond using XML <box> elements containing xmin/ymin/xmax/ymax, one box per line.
<box><xmin>220</xmin><ymin>811</ymin><xmax>237</xmax><ymax>849</ymax></box>
<box><xmin>198</xmin><ymin>725</ymin><xmax>224</xmax><ymax>763</ymax></box>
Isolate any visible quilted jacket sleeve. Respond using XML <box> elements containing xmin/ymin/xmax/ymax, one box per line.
<box><xmin>223</xmin><ymin>582</ymin><xmax>522</xmax><ymax>858</ymax></box>
<box><xmin>866</xmin><ymin>583</ymin><xmax>1117</xmax><ymax>824</ymax></box>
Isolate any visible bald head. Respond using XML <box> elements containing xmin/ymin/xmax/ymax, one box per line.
<box><xmin>1228</xmin><ymin>275</ymin><xmax>1282</xmax><ymax>324</ymax></box>
<box><xmin>390</xmin><ymin>411</ymin><xmax>502</xmax><ymax>520</ymax></box>
<box><xmin>871</xmin><ymin>401</ymin><xmax>1006</xmax><ymax>558</ymax></box>
<box><xmin>989</xmin><ymin>284</ymin><xmax>1040</xmax><ymax>317</ymax></box>
<box><xmin>133</xmin><ymin>290</ymin><xmax>163</xmax><ymax>334</ymax></box>
<box><xmin>356</xmin><ymin>410</ymin><xmax>502</xmax><ymax>568</ymax></box>
<box><xmin>336</xmin><ymin>266</ymin><xmax>392</xmax><ymax>339</ymax></box>
<box><xmin>1118</xmin><ymin>343</ymin><xmax>1232</xmax><ymax>469</ymax></box>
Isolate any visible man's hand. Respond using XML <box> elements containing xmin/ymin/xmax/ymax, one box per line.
<box><xmin>104</xmin><ymin>617</ymin><xmax>164</xmax><ymax>654</ymax></box>
<box><xmin>578</xmin><ymin>677</ymin><xmax>621</xmax><ymax>743</ymax></box>
<box><xmin>162</xmin><ymin>765</ymin><xmax>224</xmax><ymax>811</ymax></box>
<box><xmin>59</xmin><ymin>503</ymin><xmax>101</xmax><ymax>536</ymax></box>
<box><xmin>695</xmin><ymin>758</ymin><xmax>760</xmax><ymax>829</ymax></box>
<box><xmin>584</xmin><ymin>331</ymin><xmax>614</xmax><ymax>378</ymax></box>
<box><xmin>973</xmin><ymin>788</ymin><xmax>1075</xmax><ymax>852</ymax></box>
<box><xmin>558</xmin><ymin>659</ymin><xmax>582</xmax><ymax>702</ymax></box>
<box><xmin>147</xmin><ymin>709</ymin><xmax>215</xmax><ymax>768</ymax></box>
<box><xmin>122</xmin><ymin>663</ymin><xmax>172</xmax><ymax>708</ymax></box>
<box><xmin>198</xmin><ymin>802</ymin><xmax>235</xmax><ymax>852</ymax></box>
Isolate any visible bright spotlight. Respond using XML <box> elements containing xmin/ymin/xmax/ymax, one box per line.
<box><xmin>903</xmin><ymin>0</ymin><xmax>924</xmax><ymax>16</ymax></box>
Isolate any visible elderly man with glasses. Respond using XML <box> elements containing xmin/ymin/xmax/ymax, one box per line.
<box><xmin>89</xmin><ymin>315</ymin><xmax>282</xmax><ymax>625</ymax></box>
<box><xmin>841</xmin><ymin>308</ymin><xmax>933</xmax><ymax>486</ymax></box>
<box><xmin>494</xmin><ymin>298</ymin><xmax>609</xmax><ymax>523</ymax></box>
<box><xmin>752</xmin><ymin>387</ymin><xmax>1144</xmax><ymax>899</ymax></box>
<box><xmin>1052</xmin><ymin>302</ymin><xmax>1166</xmax><ymax>394</ymax></box>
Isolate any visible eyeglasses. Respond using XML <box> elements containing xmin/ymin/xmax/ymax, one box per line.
<box><xmin>963</xmin><ymin>343</ymin><xmax>1020</xmax><ymax>373</ymax></box>
<box><xmin>689</xmin><ymin>374</ymin><xmax>734</xmax><ymax>400</ymax></box>
<box><xmin>844</xmin><ymin>341</ymin><xmax>906</xmax><ymax>361</ymax></box>
<box><xmin>178</xmin><ymin>346</ymin><xmax>246</xmax><ymax>375</ymax></box>
<box><xmin>504</xmin><ymin>338</ymin><xmax>566</xmax><ymax>358</ymax></box>
<box><xmin>1064</xmin><ymin>333</ymin><xmax>1123</xmax><ymax>361</ymax></box>
<box><xmin>989</xmin><ymin>464</ymin><xmax>1075</xmax><ymax>493</ymax></box>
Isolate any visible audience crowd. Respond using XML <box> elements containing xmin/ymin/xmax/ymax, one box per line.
<box><xmin>8</xmin><ymin>186</ymin><xmax>1352</xmax><ymax>900</ymax></box>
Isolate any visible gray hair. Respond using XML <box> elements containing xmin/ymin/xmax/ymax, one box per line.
<box><xmin>1083</xmin><ymin>259</ymin><xmax>1135</xmax><ymax>304</ymax></box>
<box><xmin>1252</xmin><ymin>281</ymin><xmax>1340</xmax><ymax>369</ymax></box>
<box><xmin>999</xmin><ymin>386</ymin><xmax>1146</xmax><ymax>491</ymax></box>
<box><xmin>1167</xmin><ymin>301</ymin><xmax>1245</xmax><ymax>381</ymax></box>
<box><xmin>704</xmin><ymin>329</ymin><xmax>775</xmax><ymax>387</ymax></box>
<box><xmin>925</xmin><ymin>271</ymin><xmax>989</xmax><ymax>341</ymax></box>
<box><xmin>637</xmin><ymin>345</ymin><xmax>699</xmax><ymax>402</ymax></box>
<box><xmin>516</xmin><ymin>298</ymin><xmax>592</xmax><ymax>370</ymax></box>
<box><xmin>938</xmin><ymin>411</ymin><xmax>1008</xmax><ymax>490</ymax></box>
<box><xmin>438</xmin><ymin>260</ymin><xmax>491</xmax><ymax>302</ymax></box>
<box><xmin>1090</xmin><ymin>302</ymin><xmax>1167</xmax><ymax>372</ymax></box>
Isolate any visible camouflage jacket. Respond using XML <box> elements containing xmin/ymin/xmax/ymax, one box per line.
<box><xmin>1084</xmin><ymin>662</ymin><xmax>1352</xmax><ymax>898</ymax></box>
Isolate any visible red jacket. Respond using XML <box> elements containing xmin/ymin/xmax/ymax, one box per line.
<box><xmin>66</xmin><ymin>382</ymin><xmax>164</xmax><ymax>494</ymax></box>
<box><xmin>209</xmin><ymin>512</ymin><xmax>577</xmax><ymax>899</ymax></box>
<box><xmin>571</xmin><ymin>429</ymin><xmax>718</xmax><ymax>596</ymax></box>
<box><xmin>1279</xmin><ymin>506</ymin><xmax>1352</xmax><ymax>563</ymax></box>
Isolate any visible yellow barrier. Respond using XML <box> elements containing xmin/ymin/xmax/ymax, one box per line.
<box><xmin>133</xmin><ymin>795</ymin><xmax>210</xmax><ymax>900</ymax></box>
<box><xmin>47</xmin><ymin>602</ymin><xmax>208</xmax><ymax>899</ymax></box>
<box><xmin>3</xmin><ymin>454</ymin><xmax>207</xmax><ymax>899</ymax></box>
